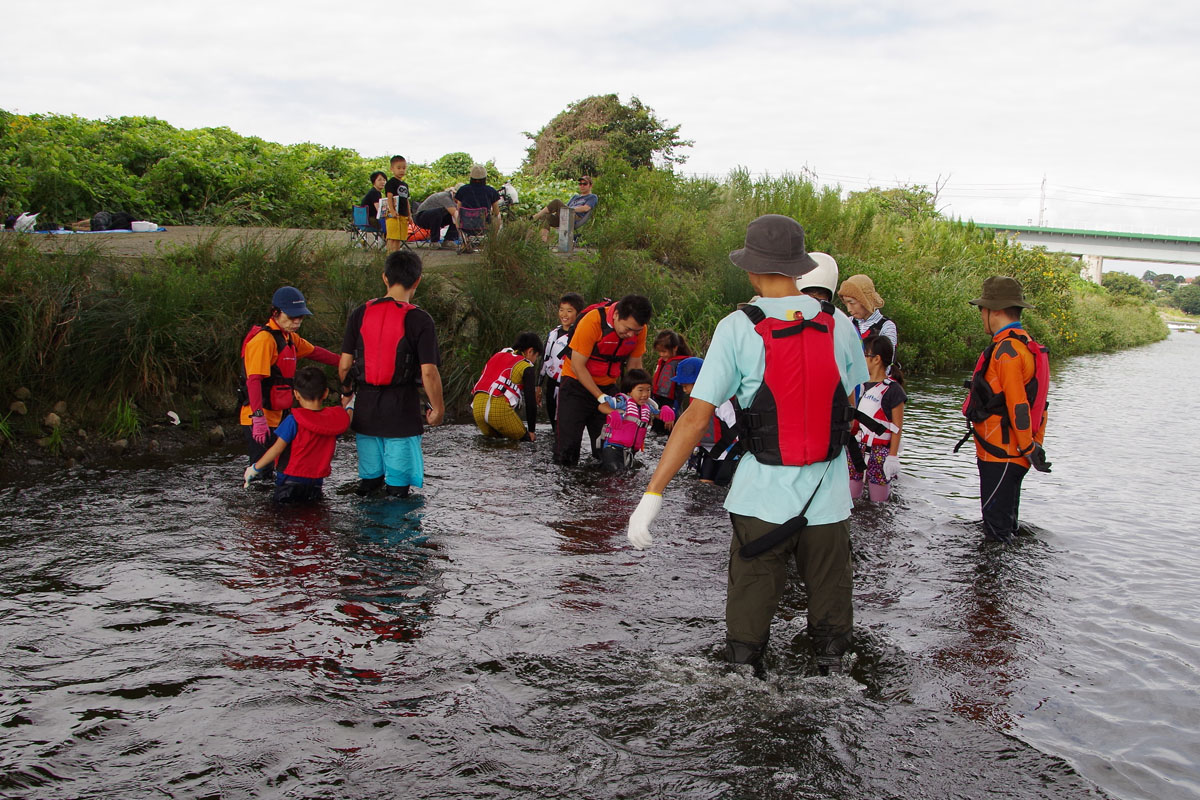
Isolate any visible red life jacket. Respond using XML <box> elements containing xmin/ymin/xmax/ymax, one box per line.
<box><xmin>472</xmin><ymin>348</ymin><xmax>528</xmax><ymax>407</ymax></box>
<box><xmin>353</xmin><ymin>298</ymin><xmax>417</xmax><ymax>387</ymax></box>
<box><xmin>735</xmin><ymin>302</ymin><xmax>856</xmax><ymax>467</ymax></box>
<box><xmin>275</xmin><ymin>406</ymin><xmax>351</xmax><ymax>479</ymax></box>
<box><xmin>585</xmin><ymin>303</ymin><xmax>639</xmax><ymax>380</ymax></box>
<box><xmin>241</xmin><ymin>324</ymin><xmax>297</xmax><ymax>411</ymax></box>
<box><xmin>959</xmin><ymin>328</ymin><xmax>1050</xmax><ymax>459</ymax></box>
<box><xmin>652</xmin><ymin>354</ymin><xmax>687</xmax><ymax>399</ymax></box>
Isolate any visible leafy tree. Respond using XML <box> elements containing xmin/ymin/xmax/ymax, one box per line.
<box><xmin>522</xmin><ymin>94</ymin><xmax>692</xmax><ymax>179</ymax></box>
<box><xmin>847</xmin><ymin>185</ymin><xmax>940</xmax><ymax>221</ymax></box>
<box><xmin>1102</xmin><ymin>270</ymin><xmax>1154</xmax><ymax>301</ymax></box>
<box><xmin>1174</xmin><ymin>283</ymin><xmax>1200</xmax><ymax>315</ymax></box>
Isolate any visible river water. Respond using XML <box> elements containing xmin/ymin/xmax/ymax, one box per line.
<box><xmin>1</xmin><ymin>333</ymin><xmax>1197</xmax><ymax>800</ymax></box>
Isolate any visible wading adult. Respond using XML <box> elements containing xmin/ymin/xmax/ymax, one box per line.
<box><xmin>240</xmin><ymin>286</ymin><xmax>341</xmax><ymax>482</ymax></box>
<box><xmin>959</xmin><ymin>276</ymin><xmax>1051</xmax><ymax>543</ymax></box>
<box><xmin>339</xmin><ymin>250</ymin><xmax>445</xmax><ymax>497</ymax></box>
<box><xmin>626</xmin><ymin>215</ymin><xmax>868</xmax><ymax>675</ymax></box>
<box><xmin>553</xmin><ymin>294</ymin><xmax>652</xmax><ymax>467</ymax></box>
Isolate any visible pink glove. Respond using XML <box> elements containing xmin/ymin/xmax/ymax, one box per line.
<box><xmin>658</xmin><ymin>406</ymin><xmax>676</xmax><ymax>425</ymax></box>
<box><xmin>251</xmin><ymin>415</ymin><xmax>269</xmax><ymax>444</ymax></box>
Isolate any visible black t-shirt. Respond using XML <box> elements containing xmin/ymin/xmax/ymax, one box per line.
<box><xmin>361</xmin><ymin>188</ymin><xmax>382</xmax><ymax>222</ymax></box>
<box><xmin>341</xmin><ymin>301</ymin><xmax>440</xmax><ymax>438</ymax></box>
<box><xmin>455</xmin><ymin>183</ymin><xmax>500</xmax><ymax>210</ymax></box>
<box><xmin>384</xmin><ymin>178</ymin><xmax>411</xmax><ymax>217</ymax></box>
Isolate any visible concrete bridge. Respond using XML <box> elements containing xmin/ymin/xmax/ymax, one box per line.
<box><xmin>971</xmin><ymin>223</ymin><xmax>1200</xmax><ymax>283</ymax></box>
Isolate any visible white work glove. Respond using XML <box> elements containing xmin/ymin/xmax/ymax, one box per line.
<box><xmin>243</xmin><ymin>463</ymin><xmax>262</xmax><ymax>489</ymax></box>
<box><xmin>627</xmin><ymin>492</ymin><xmax>663</xmax><ymax>550</ymax></box>
<box><xmin>883</xmin><ymin>455</ymin><xmax>900</xmax><ymax>482</ymax></box>
<box><xmin>600</xmin><ymin>394</ymin><xmax>627</xmax><ymax>411</ymax></box>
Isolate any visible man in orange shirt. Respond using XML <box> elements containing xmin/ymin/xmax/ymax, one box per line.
<box><xmin>553</xmin><ymin>294</ymin><xmax>652</xmax><ymax>466</ymax></box>
<box><xmin>240</xmin><ymin>286</ymin><xmax>341</xmax><ymax>481</ymax></box>
<box><xmin>963</xmin><ymin>276</ymin><xmax>1051</xmax><ymax>543</ymax></box>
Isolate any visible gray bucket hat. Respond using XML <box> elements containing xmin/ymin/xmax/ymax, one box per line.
<box><xmin>729</xmin><ymin>214</ymin><xmax>818</xmax><ymax>277</ymax></box>
<box><xmin>969</xmin><ymin>276</ymin><xmax>1035</xmax><ymax>310</ymax></box>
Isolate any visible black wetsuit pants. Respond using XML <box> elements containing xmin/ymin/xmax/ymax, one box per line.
<box><xmin>553</xmin><ymin>376</ymin><xmax>613</xmax><ymax>466</ymax></box>
<box><xmin>977</xmin><ymin>459</ymin><xmax>1028</xmax><ymax>543</ymax></box>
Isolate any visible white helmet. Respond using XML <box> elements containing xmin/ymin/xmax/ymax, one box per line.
<box><xmin>797</xmin><ymin>252</ymin><xmax>838</xmax><ymax>296</ymax></box>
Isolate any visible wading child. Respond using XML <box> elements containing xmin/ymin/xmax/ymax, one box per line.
<box><xmin>597</xmin><ymin>369</ymin><xmax>674</xmax><ymax>472</ymax></box>
<box><xmin>650</xmin><ymin>330</ymin><xmax>692</xmax><ymax>432</ymax></box>
<box><xmin>243</xmin><ymin>367</ymin><xmax>352</xmax><ymax>503</ymax></box>
<box><xmin>541</xmin><ymin>292</ymin><xmax>586</xmax><ymax>431</ymax></box>
<box><xmin>848</xmin><ymin>335</ymin><xmax>906</xmax><ymax>502</ymax></box>
<box><xmin>384</xmin><ymin>155</ymin><xmax>411</xmax><ymax>253</ymax></box>
<box><xmin>472</xmin><ymin>332</ymin><xmax>542</xmax><ymax>442</ymax></box>
<box><xmin>671</xmin><ymin>357</ymin><xmax>741</xmax><ymax>486</ymax></box>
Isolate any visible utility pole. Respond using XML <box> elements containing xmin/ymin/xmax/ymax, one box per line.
<box><xmin>1038</xmin><ymin>175</ymin><xmax>1047</xmax><ymax>227</ymax></box>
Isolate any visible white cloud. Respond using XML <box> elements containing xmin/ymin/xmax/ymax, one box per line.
<box><xmin>3</xmin><ymin>0</ymin><xmax>1198</xmax><ymax>232</ymax></box>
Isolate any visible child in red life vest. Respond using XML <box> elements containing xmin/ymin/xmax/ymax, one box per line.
<box><xmin>650</xmin><ymin>330</ymin><xmax>692</xmax><ymax>433</ymax></box>
<box><xmin>597</xmin><ymin>369</ymin><xmax>675</xmax><ymax>472</ymax></box>
<box><xmin>243</xmin><ymin>367</ymin><xmax>352</xmax><ymax>503</ymax></box>
<box><xmin>848</xmin><ymin>335</ymin><xmax>906</xmax><ymax>502</ymax></box>
<box><xmin>472</xmin><ymin>331</ymin><xmax>542</xmax><ymax>442</ymax></box>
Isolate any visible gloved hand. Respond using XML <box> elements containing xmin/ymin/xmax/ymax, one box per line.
<box><xmin>250</xmin><ymin>414</ymin><xmax>269</xmax><ymax>444</ymax></box>
<box><xmin>243</xmin><ymin>463</ymin><xmax>262</xmax><ymax>488</ymax></box>
<box><xmin>883</xmin><ymin>454</ymin><xmax>900</xmax><ymax>481</ymax></box>
<box><xmin>1029</xmin><ymin>443</ymin><xmax>1052</xmax><ymax>473</ymax></box>
<box><xmin>658</xmin><ymin>405</ymin><xmax>676</xmax><ymax>426</ymax></box>
<box><xmin>600</xmin><ymin>394</ymin><xmax>627</xmax><ymax>411</ymax></box>
<box><xmin>627</xmin><ymin>492</ymin><xmax>663</xmax><ymax>550</ymax></box>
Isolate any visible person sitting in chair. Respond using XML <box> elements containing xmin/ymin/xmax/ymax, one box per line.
<box><xmin>361</xmin><ymin>171</ymin><xmax>387</xmax><ymax>231</ymax></box>
<box><xmin>455</xmin><ymin>164</ymin><xmax>501</xmax><ymax>253</ymax></box>
<box><xmin>534</xmin><ymin>176</ymin><xmax>598</xmax><ymax>243</ymax></box>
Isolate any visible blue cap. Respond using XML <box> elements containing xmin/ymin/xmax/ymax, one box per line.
<box><xmin>271</xmin><ymin>286</ymin><xmax>312</xmax><ymax>317</ymax></box>
<box><xmin>672</xmin><ymin>356</ymin><xmax>704</xmax><ymax>385</ymax></box>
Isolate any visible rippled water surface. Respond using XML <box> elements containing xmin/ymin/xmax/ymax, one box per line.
<box><xmin>2</xmin><ymin>333</ymin><xmax>1198</xmax><ymax>799</ymax></box>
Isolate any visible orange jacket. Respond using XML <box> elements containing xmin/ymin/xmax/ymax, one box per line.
<box><xmin>972</xmin><ymin>327</ymin><xmax>1047</xmax><ymax>466</ymax></box>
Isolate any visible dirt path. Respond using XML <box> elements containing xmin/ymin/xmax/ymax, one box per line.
<box><xmin>7</xmin><ymin>225</ymin><xmax>473</xmax><ymax>271</ymax></box>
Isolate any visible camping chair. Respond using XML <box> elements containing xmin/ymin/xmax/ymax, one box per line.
<box><xmin>457</xmin><ymin>206</ymin><xmax>490</xmax><ymax>254</ymax></box>
<box><xmin>349</xmin><ymin>205</ymin><xmax>384</xmax><ymax>250</ymax></box>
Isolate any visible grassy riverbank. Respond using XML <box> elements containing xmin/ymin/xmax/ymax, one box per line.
<box><xmin>0</xmin><ymin>170</ymin><xmax>1167</xmax><ymax>463</ymax></box>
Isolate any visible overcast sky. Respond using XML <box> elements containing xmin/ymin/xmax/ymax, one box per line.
<box><xmin>4</xmin><ymin>0</ymin><xmax>1199</xmax><ymax>250</ymax></box>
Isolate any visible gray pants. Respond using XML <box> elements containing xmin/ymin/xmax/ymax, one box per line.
<box><xmin>726</xmin><ymin>514</ymin><xmax>854</xmax><ymax>658</ymax></box>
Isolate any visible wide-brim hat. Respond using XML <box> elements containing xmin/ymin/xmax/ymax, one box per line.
<box><xmin>469</xmin><ymin>164</ymin><xmax>487</xmax><ymax>179</ymax></box>
<box><xmin>969</xmin><ymin>276</ymin><xmax>1034</xmax><ymax>310</ymax></box>
<box><xmin>729</xmin><ymin>214</ymin><xmax>817</xmax><ymax>278</ymax></box>
<box><xmin>838</xmin><ymin>274</ymin><xmax>884</xmax><ymax>311</ymax></box>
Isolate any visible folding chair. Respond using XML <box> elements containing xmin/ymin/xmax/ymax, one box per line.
<box><xmin>349</xmin><ymin>205</ymin><xmax>384</xmax><ymax>250</ymax></box>
<box><xmin>457</xmin><ymin>206</ymin><xmax>490</xmax><ymax>254</ymax></box>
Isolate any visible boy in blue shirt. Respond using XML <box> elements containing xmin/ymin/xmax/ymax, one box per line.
<box><xmin>243</xmin><ymin>367</ymin><xmax>353</xmax><ymax>503</ymax></box>
<box><xmin>627</xmin><ymin>215</ymin><xmax>868</xmax><ymax>676</ymax></box>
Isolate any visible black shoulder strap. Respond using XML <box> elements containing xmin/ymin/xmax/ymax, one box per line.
<box><xmin>740</xmin><ymin>305</ymin><xmax>766</xmax><ymax>324</ymax></box>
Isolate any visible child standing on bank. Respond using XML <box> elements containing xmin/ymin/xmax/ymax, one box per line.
<box><xmin>384</xmin><ymin>155</ymin><xmax>411</xmax><ymax>253</ymax></box>
<box><xmin>848</xmin><ymin>335</ymin><xmax>906</xmax><ymax>502</ymax></box>
<box><xmin>597</xmin><ymin>369</ymin><xmax>674</xmax><ymax>472</ymax></box>
<box><xmin>243</xmin><ymin>366</ymin><xmax>353</xmax><ymax>503</ymax></box>
<box><xmin>541</xmin><ymin>292</ymin><xmax>586</xmax><ymax>431</ymax></box>
<box><xmin>649</xmin><ymin>330</ymin><xmax>692</xmax><ymax>432</ymax></box>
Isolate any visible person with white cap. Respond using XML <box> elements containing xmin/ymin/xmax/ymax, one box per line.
<box><xmin>626</xmin><ymin>214</ymin><xmax>868</xmax><ymax>675</ymax></box>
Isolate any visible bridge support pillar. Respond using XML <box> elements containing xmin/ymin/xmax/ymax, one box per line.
<box><xmin>1082</xmin><ymin>254</ymin><xmax>1104</xmax><ymax>285</ymax></box>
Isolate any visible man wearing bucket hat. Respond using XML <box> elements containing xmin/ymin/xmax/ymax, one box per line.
<box><xmin>626</xmin><ymin>214</ymin><xmax>868</xmax><ymax>676</ymax></box>
<box><xmin>958</xmin><ymin>276</ymin><xmax>1051</xmax><ymax>543</ymax></box>
<box><xmin>239</xmin><ymin>286</ymin><xmax>342</xmax><ymax>481</ymax></box>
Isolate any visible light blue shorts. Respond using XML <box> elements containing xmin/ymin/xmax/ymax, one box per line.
<box><xmin>355</xmin><ymin>434</ymin><xmax>425</xmax><ymax>488</ymax></box>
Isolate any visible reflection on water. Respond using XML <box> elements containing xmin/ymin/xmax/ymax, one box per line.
<box><xmin>1</xmin><ymin>333</ymin><xmax>1199</xmax><ymax>799</ymax></box>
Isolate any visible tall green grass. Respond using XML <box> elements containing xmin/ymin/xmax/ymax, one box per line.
<box><xmin>0</xmin><ymin>169</ymin><xmax>1168</xmax><ymax>429</ymax></box>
